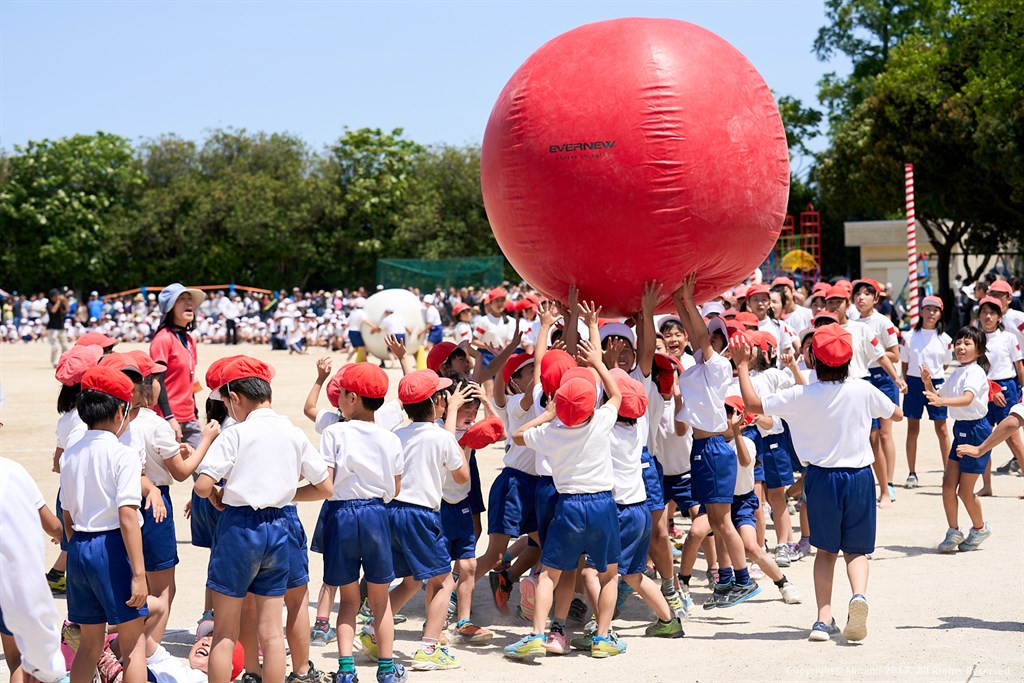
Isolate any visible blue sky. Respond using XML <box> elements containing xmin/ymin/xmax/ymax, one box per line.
<box><xmin>1</xmin><ymin>0</ymin><xmax>848</xmax><ymax>169</ymax></box>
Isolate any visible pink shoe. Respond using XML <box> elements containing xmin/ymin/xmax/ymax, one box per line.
<box><xmin>96</xmin><ymin>646</ymin><xmax>123</xmax><ymax>683</ymax></box>
<box><xmin>544</xmin><ymin>629</ymin><xmax>568</xmax><ymax>654</ymax></box>
<box><xmin>518</xmin><ymin>574</ymin><xmax>538</xmax><ymax>621</ymax></box>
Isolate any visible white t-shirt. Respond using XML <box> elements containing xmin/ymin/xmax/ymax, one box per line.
<box><xmin>523</xmin><ymin>403</ymin><xmax>617</xmax><ymax>494</ymax></box>
<box><xmin>59</xmin><ymin>431</ymin><xmax>143</xmax><ymax>531</ymax></box>
<box><xmin>784</xmin><ymin>306</ymin><xmax>813</xmax><ymax>335</ymax></box>
<box><xmin>393</xmin><ymin>422</ymin><xmax>464</xmax><ymax>510</ymax></box>
<box><xmin>842</xmin><ymin>321</ymin><xmax>884</xmax><ymax>379</ymax></box>
<box><xmin>423</xmin><ymin>306</ymin><xmax>442</xmax><ymax>328</ymax></box>
<box><xmin>761</xmin><ymin>379</ymin><xmax>896</xmax><ymax>468</ymax></box>
<box><xmin>55</xmin><ymin>409</ymin><xmax>87</xmax><ymax>451</ymax></box>
<box><xmin>197</xmin><ymin>408</ymin><xmax>328</xmax><ymax>509</ymax></box>
<box><xmin>321</xmin><ymin>420</ymin><xmax>403</xmax><ymax>502</ymax></box>
<box><xmin>494</xmin><ymin>390</ymin><xmax>540</xmax><ymax>475</ymax></box>
<box><xmin>609</xmin><ymin>419</ymin><xmax>648</xmax><ymax>506</ymax></box>
<box><xmin>381</xmin><ymin>313</ymin><xmax>408</xmax><ymax>336</ymax></box>
<box><xmin>124</xmin><ymin>409</ymin><xmax>179</xmax><ymax>487</ymax></box>
<box><xmin>1001</xmin><ymin>308</ymin><xmax>1024</xmax><ymax>349</ymax></box>
<box><xmin>1009</xmin><ymin>402</ymin><xmax>1024</xmax><ymax>422</ymax></box>
<box><xmin>676</xmin><ymin>351</ymin><xmax>732</xmax><ymax>433</ymax></box>
<box><xmin>644</xmin><ymin>377</ymin><xmax>666</xmax><ymax>453</ymax></box>
<box><xmin>520</xmin><ymin>317</ymin><xmax>539</xmax><ymax>348</ymax></box>
<box><xmin>146</xmin><ymin>646</ymin><xmax>206</xmax><ymax>683</ymax></box>
<box><xmin>454</xmin><ymin>321</ymin><xmax>473</xmax><ymax>345</ymax></box>
<box><xmin>857</xmin><ymin>311</ymin><xmax>899</xmax><ymax>369</ymax></box>
<box><xmin>758</xmin><ymin>317</ymin><xmax>798</xmax><ymax>357</ymax></box>
<box><xmin>474</xmin><ymin>313</ymin><xmax>515</xmax><ymax>347</ymax></box>
<box><xmin>655</xmin><ymin>397</ymin><xmax>693</xmax><ymax>476</ymax></box>
<box><xmin>347</xmin><ymin>308</ymin><xmax>368</xmax><ymax>333</ymax></box>
<box><xmin>750</xmin><ymin>369</ymin><xmax>794</xmax><ymax>436</ymax></box>
<box><xmin>984</xmin><ymin>329</ymin><xmax>1022</xmax><ymax>380</ymax></box>
<box><xmin>315</xmin><ymin>400</ymin><xmax>406</xmax><ymax>435</ymax></box>
<box><xmin>900</xmin><ymin>328</ymin><xmax>953</xmax><ymax>379</ymax></box>
<box><xmin>732</xmin><ymin>436</ymin><xmax>757</xmax><ymax>496</ymax></box>
<box><xmin>939</xmin><ymin>363</ymin><xmax>989</xmax><ymax>421</ymax></box>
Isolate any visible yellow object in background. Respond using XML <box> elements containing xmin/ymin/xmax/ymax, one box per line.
<box><xmin>416</xmin><ymin>346</ymin><xmax>427</xmax><ymax>370</ymax></box>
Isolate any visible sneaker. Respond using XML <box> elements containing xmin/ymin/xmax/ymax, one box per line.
<box><xmin>786</xmin><ymin>542</ymin><xmax>805</xmax><ymax>562</ymax></box>
<box><xmin>47</xmin><ymin>571</ymin><xmax>66</xmax><ymax>594</ymax></box>
<box><xmin>567</xmin><ymin>597</ymin><xmax>588</xmax><ymax>624</ymax></box>
<box><xmin>843</xmin><ymin>594</ymin><xmax>869</xmax><ymax>642</ymax></box>
<box><xmin>61</xmin><ymin>621</ymin><xmax>82</xmax><ymax>653</ymax></box>
<box><xmin>446</xmin><ymin>592</ymin><xmax>458</xmax><ymax>627</ymax></box>
<box><xmin>287</xmin><ymin>662</ymin><xmax>333</xmax><ymax>683</ymax></box>
<box><xmin>779</xmin><ymin>580</ymin><xmax>802</xmax><ymax>605</ymax></box>
<box><xmin>718</xmin><ymin>580</ymin><xmax>761</xmax><ymax>608</ymax></box>
<box><xmin>544</xmin><ymin>628</ymin><xmax>569</xmax><ymax>654</ymax></box>
<box><xmin>96</xmin><ymin>646</ymin><xmax>123</xmax><ymax>683</ymax></box>
<box><xmin>1011</xmin><ymin>458</ymin><xmax>1021</xmax><ymax>474</ymax></box>
<box><xmin>795</xmin><ymin>537</ymin><xmax>812</xmax><ymax>558</ymax></box>
<box><xmin>905</xmin><ymin>473</ymin><xmax>919</xmax><ymax>489</ymax></box>
<box><xmin>569</xmin><ymin>634</ymin><xmax>594</xmax><ymax>651</ymax></box>
<box><xmin>664</xmin><ymin>588</ymin><xmax>687</xmax><ymax>621</ymax></box>
<box><xmin>490</xmin><ymin>569</ymin><xmax>513</xmax><ymax>614</ymax></box>
<box><xmin>240</xmin><ymin>675</ymin><xmax>263</xmax><ymax>683</ymax></box>
<box><xmin>937</xmin><ymin>528</ymin><xmax>966</xmax><ymax>553</ymax></box>
<box><xmin>680</xmin><ymin>590</ymin><xmax>695</xmax><ymax>617</ymax></box>
<box><xmin>310</xmin><ymin>625</ymin><xmax>337</xmax><ymax>646</ymax></box>
<box><xmin>808</xmin><ymin>619</ymin><xmax>840</xmax><ymax>642</ymax></box>
<box><xmin>887</xmin><ymin>483</ymin><xmax>897</xmax><ymax>502</ymax></box>
<box><xmin>749</xmin><ymin>565</ymin><xmax>766</xmax><ymax>579</ymax></box>
<box><xmin>958</xmin><ymin>524</ymin><xmax>992</xmax><ymax>551</ymax></box>
<box><xmin>614</xmin><ymin>581</ymin><xmax>632</xmax><ymax>619</ymax></box>
<box><xmin>705</xmin><ymin>568</ymin><xmax>719</xmax><ymax>585</ymax></box>
<box><xmin>354</xmin><ymin>630</ymin><xmax>380</xmax><ymax>662</ymax></box>
<box><xmin>376</xmin><ymin>664</ymin><xmax>407</xmax><ymax>683</ymax></box>
<box><xmin>503</xmin><ymin>633</ymin><xmax>547</xmax><ymax>660</ymax></box>
<box><xmin>644</xmin><ymin>617</ymin><xmax>684</xmax><ymax>638</ymax></box>
<box><xmin>356</xmin><ymin>599</ymin><xmax>374</xmax><ymax>623</ymax></box>
<box><xmin>453</xmin><ymin>620</ymin><xmax>493</xmax><ymax>644</ymax></box>
<box><xmin>996</xmin><ymin>458</ymin><xmax>1016</xmax><ymax>474</ymax></box>
<box><xmin>671</xmin><ymin>546</ymin><xmax>682</xmax><ymax>559</ymax></box>
<box><xmin>411</xmin><ymin>646</ymin><xmax>460</xmax><ymax>671</ymax></box>
<box><xmin>774</xmin><ymin>544</ymin><xmax>791</xmax><ymax>567</ymax></box>
<box><xmin>591</xmin><ymin>634</ymin><xmax>627</xmax><ymax>658</ymax></box>
<box><xmin>518</xmin><ymin>573</ymin><xmax>538</xmax><ymax>620</ymax></box>
<box><xmin>335</xmin><ymin>673</ymin><xmax>358</xmax><ymax>683</ymax></box>
<box><xmin>703</xmin><ymin>582</ymin><xmax>732</xmax><ymax>610</ymax></box>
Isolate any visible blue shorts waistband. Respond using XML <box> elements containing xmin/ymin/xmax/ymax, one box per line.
<box><xmin>807</xmin><ymin>464</ymin><xmax>872</xmax><ymax>475</ymax></box>
<box><xmin>69</xmin><ymin>528</ymin><xmax>119</xmax><ymax>539</ymax></box>
<box><xmin>328</xmin><ymin>498</ymin><xmax>385</xmax><ymax>509</ymax></box>
<box><xmin>616</xmin><ymin>501</ymin><xmax>648</xmax><ymax>512</ymax></box>
<box><xmin>222</xmin><ymin>505</ymin><xmax>287</xmax><ymax>519</ymax></box>
<box><xmin>387</xmin><ymin>500</ymin><xmax>435</xmax><ymax>511</ymax></box>
<box><xmin>692</xmin><ymin>434</ymin><xmax>727</xmax><ymax>447</ymax></box>
<box><xmin>954</xmin><ymin>418</ymin><xmax>991</xmax><ymax>428</ymax></box>
<box><xmin>559</xmin><ymin>491</ymin><xmax>613</xmax><ymax>501</ymax></box>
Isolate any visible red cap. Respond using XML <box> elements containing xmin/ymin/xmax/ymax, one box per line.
<box><xmin>653</xmin><ymin>353</ymin><xmax>683</xmax><ymax>395</ymax></box>
<box><xmin>555</xmin><ymin>377</ymin><xmax>597</xmax><ymax>427</ymax></box>
<box><xmin>540</xmin><ymin>349</ymin><xmax>576</xmax><ymax>395</ymax></box>
<box><xmin>921</xmin><ymin>295</ymin><xmax>944</xmax><ymax>310</ymax></box>
<box><xmin>339</xmin><ymin>363</ymin><xmax>389</xmax><ymax>399</ymax></box>
<box><xmin>515</xmin><ymin>298</ymin><xmax>536</xmax><ymax>313</ymax></box>
<box><xmin>326</xmin><ymin>369</ymin><xmax>344</xmax><ymax>408</ymax></box>
<box><xmin>810</xmin><ymin>282</ymin><xmax>830</xmax><ymax>299</ymax></box>
<box><xmin>747</xmin><ymin>331</ymin><xmax>771</xmax><ymax>352</ymax></box>
<box><xmin>55</xmin><ymin>345</ymin><xmax>103</xmax><ymax>386</ymax></box>
<box><xmin>561</xmin><ymin>366</ymin><xmax>597</xmax><ymax>387</ymax></box>
<box><xmin>734</xmin><ymin>311</ymin><xmax>760</xmax><ymax>329</ymax></box>
<box><xmin>398</xmin><ymin>370</ymin><xmax>453</xmax><ymax>404</ymax></box>
<box><xmin>813</xmin><ymin>311</ymin><xmax>840</xmax><ymax>325</ymax></box>
<box><xmin>427</xmin><ymin>342</ymin><xmax>459</xmax><ymax>372</ymax></box>
<box><xmin>733</xmin><ymin>284</ymin><xmax>749</xmax><ymax>298</ymax></box>
<box><xmin>502</xmin><ymin>353</ymin><xmax>535</xmax><ymax>388</ymax></box>
<box><xmin>759</xmin><ymin>331</ymin><xmax>778</xmax><ymax>348</ymax></box>
<box><xmin>811</xmin><ymin>323</ymin><xmax>853</xmax><ymax>367</ymax></box>
<box><xmin>725</xmin><ymin>395</ymin><xmax>745</xmax><ymax>414</ymax></box>
<box><xmin>852</xmin><ymin>278</ymin><xmax>882</xmax><ymax>295</ymax></box>
<box><xmin>824</xmin><ymin>285</ymin><xmax>850</xmax><ymax>300</ymax></box>
<box><xmin>98</xmin><ymin>352</ymin><xmax>142</xmax><ymax>377</ymax></box>
<box><xmin>979</xmin><ymin>296</ymin><xmax>1004</xmax><ymax>314</ymax></box>
<box><xmin>746</xmin><ymin>284</ymin><xmax>771</xmax><ymax>298</ymax></box>
<box><xmin>771</xmin><ymin>277</ymin><xmax>795</xmax><ymax>289</ymax></box>
<box><xmin>452</xmin><ymin>302</ymin><xmax>471</xmax><ymax>316</ymax></box>
<box><xmin>220</xmin><ymin>357</ymin><xmax>274</xmax><ymax>385</ymax></box>
<box><xmin>616</xmin><ymin>375</ymin><xmax>649</xmax><ymax>419</ymax></box>
<box><xmin>458</xmin><ymin>416</ymin><xmax>506</xmax><ymax>449</ymax></box>
<box><xmin>81</xmin><ymin>366</ymin><xmax>134</xmax><ymax>403</ymax></box>
<box><xmin>205</xmin><ymin>355</ymin><xmax>244</xmax><ymax>391</ymax></box>
<box><xmin>485</xmin><ymin>287</ymin><xmax>508</xmax><ymax>303</ymax></box>
<box><xmin>125</xmin><ymin>350</ymin><xmax>165</xmax><ymax>377</ymax></box>
<box><xmin>75</xmin><ymin>331</ymin><xmax>118</xmax><ymax>349</ymax></box>
<box><xmin>721</xmin><ymin>308</ymin><xmax>738</xmax><ymax>319</ymax></box>
<box><xmin>988</xmin><ymin>280</ymin><xmax>1013</xmax><ymax>295</ymax></box>
<box><xmin>504</xmin><ymin>299</ymin><xmax>517</xmax><ymax>313</ymax></box>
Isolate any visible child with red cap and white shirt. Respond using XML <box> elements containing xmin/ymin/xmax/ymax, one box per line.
<box><xmin>735</xmin><ymin>323</ymin><xmax>902</xmax><ymax>644</ymax></box>
<box><xmin>506</xmin><ymin>301</ymin><xmax>625</xmax><ymax>661</ymax></box>
<box><xmin>194</xmin><ymin>357</ymin><xmax>333</xmax><ymax>683</ymax></box>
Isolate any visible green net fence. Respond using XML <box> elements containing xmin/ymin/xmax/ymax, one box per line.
<box><xmin>377</xmin><ymin>257</ymin><xmax>506</xmax><ymax>291</ymax></box>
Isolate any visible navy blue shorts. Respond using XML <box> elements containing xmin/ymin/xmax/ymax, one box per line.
<box><xmin>441</xmin><ymin>499</ymin><xmax>477</xmax><ymax>560</ymax></box>
<box><xmin>948</xmin><ymin>418</ymin><xmax>993</xmax><ymax>475</ymax></box>
<box><xmin>641</xmin><ymin>448</ymin><xmax>665</xmax><ymax>512</ymax></box>
<box><xmin>310</xmin><ymin>499</ymin><xmax>329</xmax><ymax>554</ymax></box>
<box><xmin>731</xmin><ymin>491</ymin><xmax>759</xmax><ymax>529</ymax></box>
<box><xmin>207</xmin><ymin>506</ymin><xmax>291</xmax><ymax>598</ymax></box>
<box><xmin>141</xmin><ymin>485</ymin><xmax>178</xmax><ymax>572</ymax></box>
<box><xmin>904</xmin><ymin>376</ymin><xmax>948</xmax><ymax>421</ymax></box>
<box><xmin>190</xmin><ymin>487</ymin><xmax>222</xmax><ymax>549</ymax></box>
<box><xmin>467</xmin><ymin>452</ymin><xmax>486</xmax><ymax>514</ymax></box>
<box><xmin>479</xmin><ymin>349</ymin><xmax>496</xmax><ymax>368</ymax></box>
<box><xmin>55</xmin><ymin>488</ymin><xmax>69</xmax><ymax>551</ymax></box>
<box><xmin>987</xmin><ymin>378</ymin><xmax>1021</xmax><ymax>427</ymax></box>
<box><xmin>428</xmin><ymin>325</ymin><xmax>443</xmax><ymax>345</ymax></box>
<box><xmin>283</xmin><ymin>505</ymin><xmax>309</xmax><ymax>589</ymax></box>
<box><xmin>543</xmin><ymin>492</ymin><xmax>620</xmax><ymax>572</ymax></box>
<box><xmin>0</xmin><ymin>606</ymin><xmax>9</xmax><ymax>636</ymax></box>
<box><xmin>615</xmin><ymin>502</ymin><xmax>652</xmax><ymax>576</ymax></box>
<box><xmin>662</xmin><ymin>473</ymin><xmax>698</xmax><ymax>514</ymax></box>
<box><xmin>690</xmin><ymin>435</ymin><xmax>737</xmax><ymax>505</ymax></box>
<box><xmin>67</xmin><ymin>529</ymin><xmax>150</xmax><ymax>626</ymax></box>
<box><xmin>322</xmin><ymin>499</ymin><xmax>394</xmax><ymax>586</ymax></box>
<box><xmin>486</xmin><ymin>467</ymin><xmax>538</xmax><ymax>537</ymax></box>
<box><xmin>743</xmin><ymin>426</ymin><xmax>765</xmax><ymax>483</ymax></box>
<box><xmin>804</xmin><ymin>465</ymin><xmax>875</xmax><ymax>555</ymax></box>
<box><xmin>388</xmin><ymin>501</ymin><xmax>451</xmax><ymax>581</ymax></box>
<box><xmin>535</xmin><ymin>475</ymin><xmax>558</xmax><ymax>546</ymax></box>
<box><xmin>783</xmin><ymin>422</ymin><xmax>805</xmax><ymax>474</ymax></box>
<box><xmin>761</xmin><ymin>433</ymin><xmax>796</xmax><ymax>489</ymax></box>
<box><xmin>869</xmin><ymin>368</ymin><xmax>900</xmax><ymax>429</ymax></box>
<box><xmin>348</xmin><ymin>330</ymin><xmax>365</xmax><ymax>348</ymax></box>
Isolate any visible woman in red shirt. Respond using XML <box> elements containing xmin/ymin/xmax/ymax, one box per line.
<box><xmin>151</xmin><ymin>283</ymin><xmax>206</xmax><ymax>446</ymax></box>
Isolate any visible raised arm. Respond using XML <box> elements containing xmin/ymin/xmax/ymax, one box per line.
<box><xmin>532</xmin><ymin>300</ymin><xmax>559</xmax><ymax>391</ymax></box>
<box><xmin>636</xmin><ymin>280</ymin><xmax>661</xmax><ymax>377</ymax></box>
<box><xmin>672</xmin><ymin>273</ymin><xmax>712</xmax><ymax>361</ymax></box>
<box><xmin>303</xmin><ymin>356</ymin><xmax>332</xmax><ymax>422</ymax></box>
<box><xmin>562</xmin><ymin>285</ymin><xmax>580</xmax><ymax>356</ymax></box>
<box><xmin>731</xmin><ymin>338</ymin><xmax>765</xmax><ymax>415</ymax></box>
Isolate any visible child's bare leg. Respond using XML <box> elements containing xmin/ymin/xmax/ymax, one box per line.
<box><xmin>754</xmin><ymin>483</ymin><xmax>767</xmax><ymax>549</ymax></box>
<box><xmin>935</xmin><ymin>420</ymin><xmax>951</xmax><ymax>470</ymax></box>
<box><xmin>239</xmin><ymin>595</ymin><xmax>260</xmax><ymax>674</ymax></box>
<box><xmin>254</xmin><ymin>595</ymin><xmax>286</xmax><ymax>683</ymax></box>
<box><xmin>593</xmin><ymin>567</ymin><xmax>619</xmax><ymax>637</ymax></box>
<box><xmin>337</xmin><ymin>582</ymin><xmax>360</xmax><ymax>658</ymax></box>
<box><xmin>367</xmin><ymin>582</ymin><xmax>395</xmax><ymax>659</ymax></box>
<box><xmin>422</xmin><ymin>573</ymin><xmax>452</xmax><ymax>640</ymax></box>
<box><xmin>870</xmin><ymin>432</ymin><xmax>892</xmax><ymax>508</ymax></box>
<box><xmin>551</xmin><ymin>567</ymin><xmax>577</xmax><ymax>623</ymax></box>
<box><xmin>844</xmin><ymin>553</ymin><xmax>869</xmax><ymax>596</ymax></box>
<box><xmin>812</xmin><ymin>550</ymin><xmax>838</xmax><ymax>625</ymax></box>
<box><xmin>766</xmin><ymin>487</ymin><xmax>792</xmax><ymax>546</ymax></box>
<box><xmin>880</xmin><ymin>417</ymin><xmax>897</xmax><ymax>484</ymax></box>
<box><xmin>115</xmin><ymin>616</ymin><xmax>147</xmax><ymax>683</ymax></box>
<box><xmin>316</xmin><ymin>582</ymin><xmax>338</xmax><ymax>624</ymax></box>
<box><xmin>679</xmin><ymin>513</ymin><xmax>709</xmax><ymax>578</ymax></box>
<box><xmin>906</xmin><ymin>418</ymin><xmax>921</xmax><ymax>474</ymax></box>
<box><xmin>957</xmin><ymin>472</ymin><xmax>985</xmax><ymax>528</ymax></box>
<box><xmin>739</xmin><ymin>525</ymin><xmax>783</xmax><ymax>582</ymax></box>
<box><xmin>979</xmin><ymin>456</ymin><xmax>993</xmax><ymax>495</ymax></box>
<box><xmin>580</xmin><ymin>566</ymin><xmax>600</xmax><ymax>615</ymax></box>
<box><xmin>622</xmin><ymin>573</ymin><xmax>672</xmax><ymax>621</ymax></box>
<box><xmin>144</xmin><ymin>566</ymin><xmax>175</xmax><ymax>646</ymax></box>
<box><xmin>532</xmin><ymin>566</ymin><xmax>562</xmax><ymax>634</ymax></box>
<box><xmin>942</xmin><ymin>461</ymin><xmax>961</xmax><ymax>529</ymax></box>
<box><xmin>284</xmin><ymin>584</ymin><xmax>311</xmax><ymax>675</ymax></box>
<box><xmin>455</xmin><ymin>557</ymin><xmax>477</xmax><ymax>622</ymax></box>
<box><xmin>388</xmin><ymin>576</ymin><xmax>421</xmax><ymax>615</ymax></box>
<box><xmin>209</xmin><ymin>592</ymin><xmax>245</xmax><ymax>683</ymax></box>
<box><xmin>71</xmin><ymin>623</ymin><xmax>106</xmax><ymax>683</ymax></box>
<box><xmin>476</xmin><ymin>533</ymin><xmax>511</xmax><ymax>574</ymax></box>
<box><xmin>509</xmin><ymin>541</ymin><xmax>541</xmax><ymax>581</ymax></box>
<box><xmin>706</xmin><ymin>504</ymin><xmax>746</xmax><ymax>572</ymax></box>
<box><xmin>648</xmin><ymin>508</ymin><xmax>674</xmax><ymax>581</ymax></box>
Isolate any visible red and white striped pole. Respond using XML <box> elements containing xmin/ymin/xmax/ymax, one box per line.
<box><xmin>905</xmin><ymin>163</ymin><xmax>919</xmax><ymax>327</ymax></box>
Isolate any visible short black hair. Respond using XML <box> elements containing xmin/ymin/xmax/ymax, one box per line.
<box><xmin>615</xmin><ymin>414</ymin><xmax>637</xmax><ymax>426</ymax></box>
<box><xmin>659</xmin><ymin>319</ymin><xmax>684</xmax><ymax>335</ymax></box>
<box><xmin>812</xmin><ymin>354</ymin><xmax>850</xmax><ymax>382</ymax></box>
<box><xmin>355</xmin><ymin>394</ymin><xmax>385</xmax><ymax>412</ymax></box>
<box><xmin>403</xmin><ymin>397</ymin><xmax>436</xmax><ymax>422</ymax></box>
<box><xmin>57</xmin><ymin>383</ymin><xmax>81</xmax><ymax>415</ymax></box>
<box><xmin>76</xmin><ymin>389</ymin><xmax>126</xmax><ymax>427</ymax></box>
<box><xmin>205</xmin><ymin>397</ymin><xmax>228</xmax><ymax>425</ymax></box>
<box><xmin>452</xmin><ymin>379</ymin><xmax>481</xmax><ymax>410</ymax></box>
<box><xmin>223</xmin><ymin>377</ymin><xmax>272</xmax><ymax>402</ymax></box>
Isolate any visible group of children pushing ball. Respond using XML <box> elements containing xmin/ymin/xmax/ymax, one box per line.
<box><xmin>11</xmin><ymin>273</ymin><xmax>1020</xmax><ymax>683</ymax></box>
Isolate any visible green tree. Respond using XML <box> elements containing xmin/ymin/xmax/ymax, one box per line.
<box><xmin>0</xmin><ymin>132</ymin><xmax>144</xmax><ymax>291</ymax></box>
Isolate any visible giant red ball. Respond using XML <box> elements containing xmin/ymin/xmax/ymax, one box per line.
<box><xmin>481</xmin><ymin>18</ymin><xmax>789</xmax><ymax>315</ymax></box>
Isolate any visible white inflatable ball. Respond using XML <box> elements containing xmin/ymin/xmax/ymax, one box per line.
<box><xmin>363</xmin><ymin>289</ymin><xmax>427</xmax><ymax>361</ymax></box>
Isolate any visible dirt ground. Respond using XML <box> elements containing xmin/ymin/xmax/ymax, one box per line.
<box><xmin>2</xmin><ymin>341</ymin><xmax>1022</xmax><ymax>682</ymax></box>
